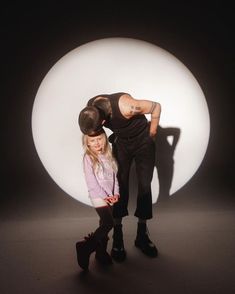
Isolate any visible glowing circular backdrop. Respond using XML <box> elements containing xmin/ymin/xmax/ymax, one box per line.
<box><xmin>32</xmin><ymin>37</ymin><xmax>210</xmax><ymax>206</ymax></box>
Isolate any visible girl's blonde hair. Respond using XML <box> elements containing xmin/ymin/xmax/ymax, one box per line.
<box><xmin>82</xmin><ymin>131</ymin><xmax>118</xmax><ymax>173</ymax></box>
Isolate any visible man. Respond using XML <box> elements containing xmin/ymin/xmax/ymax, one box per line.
<box><xmin>78</xmin><ymin>92</ymin><xmax>161</xmax><ymax>261</ymax></box>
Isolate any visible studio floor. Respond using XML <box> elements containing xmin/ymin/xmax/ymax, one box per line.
<box><xmin>1</xmin><ymin>183</ymin><xmax>235</xmax><ymax>294</ymax></box>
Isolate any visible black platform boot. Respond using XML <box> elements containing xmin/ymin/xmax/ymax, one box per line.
<box><xmin>95</xmin><ymin>236</ymin><xmax>113</xmax><ymax>265</ymax></box>
<box><xmin>76</xmin><ymin>233</ymin><xmax>99</xmax><ymax>270</ymax></box>
<box><xmin>111</xmin><ymin>224</ymin><xmax>126</xmax><ymax>262</ymax></box>
<box><xmin>135</xmin><ymin>223</ymin><xmax>158</xmax><ymax>257</ymax></box>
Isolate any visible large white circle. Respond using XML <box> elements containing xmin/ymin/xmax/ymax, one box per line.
<box><xmin>32</xmin><ymin>38</ymin><xmax>210</xmax><ymax>206</ymax></box>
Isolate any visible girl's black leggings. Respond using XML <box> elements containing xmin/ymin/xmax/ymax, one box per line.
<box><xmin>93</xmin><ymin>205</ymin><xmax>114</xmax><ymax>240</ymax></box>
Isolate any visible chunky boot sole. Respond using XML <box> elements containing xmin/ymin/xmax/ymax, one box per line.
<box><xmin>135</xmin><ymin>239</ymin><xmax>158</xmax><ymax>257</ymax></box>
<box><xmin>111</xmin><ymin>247</ymin><xmax>126</xmax><ymax>262</ymax></box>
<box><xmin>95</xmin><ymin>236</ymin><xmax>113</xmax><ymax>265</ymax></box>
<box><xmin>75</xmin><ymin>234</ymin><xmax>99</xmax><ymax>270</ymax></box>
<box><xmin>76</xmin><ymin>242</ymin><xmax>89</xmax><ymax>270</ymax></box>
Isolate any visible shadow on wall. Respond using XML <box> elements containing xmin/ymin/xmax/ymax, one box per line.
<box><xmin>129</xmin><ymin>125</ymin><xmax>181</xmax><ymax>204</ymax></box>
<box><xmin>154</xmin><ymin>125</ymin><xmax>181</xmax><ymax>202</ymax></box>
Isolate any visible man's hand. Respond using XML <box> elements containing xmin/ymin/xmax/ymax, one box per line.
<box><xmin>149</xmin><ymin>131</ymin><xmax>157</xmax><ymax>138</ymax></box>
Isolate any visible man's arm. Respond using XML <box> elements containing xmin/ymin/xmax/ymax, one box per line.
<box><xmin>120</xmin><ymin>94</ymin><xmax>161</xmax><ymax>137</ymax></box>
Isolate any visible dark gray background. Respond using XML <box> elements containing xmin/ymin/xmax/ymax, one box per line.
<box><xmin>2</xmin><ymin>2</ymin><xmax>234</xmax><ymax>207</ymax></box>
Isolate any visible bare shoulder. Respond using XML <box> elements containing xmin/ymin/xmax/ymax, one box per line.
<box><xmin>119</xmin><ymin>93</ymin><xmax>136</xmax><ymax>104</ymax></box>
<box><xmin>119</xmin><ymin>94</ymin><xmax>141</xmax><ymax>118</ymax></box>
<box><xmin>119</xmin><ymin>93</ymin><xmax>161</xmax><ymax>117</ymax></box>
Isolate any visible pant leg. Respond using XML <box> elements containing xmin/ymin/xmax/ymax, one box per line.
<box><xmin>93</xmin><ymin>206</ymin><xmax>114</xmax><ymax>240</ymax></box>
<box><xmin>134</xmin><ymin>135</ymin><xmax>155</xmax><ymax>219</ymax></box>
<box><xmin>112</xmin><ymin>140</ymin><xmax>133</xmax><ymax>218</ymax></box>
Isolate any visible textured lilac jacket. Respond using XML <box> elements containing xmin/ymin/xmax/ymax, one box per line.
<box><xmin>83</xmin><ymin>154</ymin><xmax>119</xmax><ymax>199</ymax></box>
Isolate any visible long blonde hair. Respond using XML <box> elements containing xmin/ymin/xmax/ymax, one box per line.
<box><xmin>82</xmin><ymin>132</ymin><xmax>118</xmax><ymax>174</ymax></box>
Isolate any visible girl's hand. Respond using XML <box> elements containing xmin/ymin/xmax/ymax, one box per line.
<box><xmin>104</xmin><ymin>196</ymin><xmax>114</xmax><ymax>205</ymax></box>
<box><xmin>104</xmin><ymin>195</ymin><xmax>119</xmax><ymax>205</ymax></box>
<box><xmin>113</xmin><ymin>194</ymin><xmax>120</xmax><ymax>203</ymax></box>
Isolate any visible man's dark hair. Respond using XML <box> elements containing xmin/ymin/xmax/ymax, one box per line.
<box><xmin>92</xmin><ymin>97</ymin><xmax>111</xmax><ymax>116</ymax></box>
<box><xmin>78</xmin><ymin>106</ymin><xmax>103</xmax><ymax>135</ymax></box>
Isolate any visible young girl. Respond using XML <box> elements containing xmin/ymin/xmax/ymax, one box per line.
<box><xmin>76</xmin><ymin>128</ymin><xmax>119</xmax><ymax>270</ymax></box>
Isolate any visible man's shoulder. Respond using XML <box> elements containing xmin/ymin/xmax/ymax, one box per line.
<box><xmin>87</xmin><ymin>92</ymin><xmax>129</xmax><ymax>105</ymax></box>
<box><xmin>112</xmin><ymin>92</ymin><xmax>130</xmax><ymax>98</ymax></box>
<box><xmin>87</xmin><ymin>96</ymin><xmax>96</xmax><ymax>106</ymax></box>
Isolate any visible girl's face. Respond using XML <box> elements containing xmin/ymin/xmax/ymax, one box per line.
<box><xmin>87</xmin><ymin>134</ymin><xmax>106</xmax><ymax>154</ymax></box>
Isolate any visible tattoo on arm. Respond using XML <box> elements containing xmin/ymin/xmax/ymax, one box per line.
<box><xmin>130</xmin><ymin>105</ymin><xmax>141</xmax><ymax>115</ymax></box>
<box><xmin>149</xmin><ymin>102</ymin><xmax>157</xmax><ymax>114</ymax></box>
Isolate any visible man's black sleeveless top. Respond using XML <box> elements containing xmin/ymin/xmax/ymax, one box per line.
<box><xmin>87</xmin><ymin>92</ymin><xmax>148</xmax><ymax>138</ymax></box>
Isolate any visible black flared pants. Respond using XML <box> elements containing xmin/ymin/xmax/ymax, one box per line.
<box><xmin>112</xmin><ymin>128</ymin><xmax>155</xmax><ymax>220</ymax></box>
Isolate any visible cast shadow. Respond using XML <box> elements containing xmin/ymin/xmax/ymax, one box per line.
<box><xmin>127</xmin><ymin>125</ymin><xmax>181</xmax><ymax>208</ymax></box>
<box><xmin>153</xmin><ymin>125</ymin><xmax>181</xmax><ymax>203</ymax></box>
